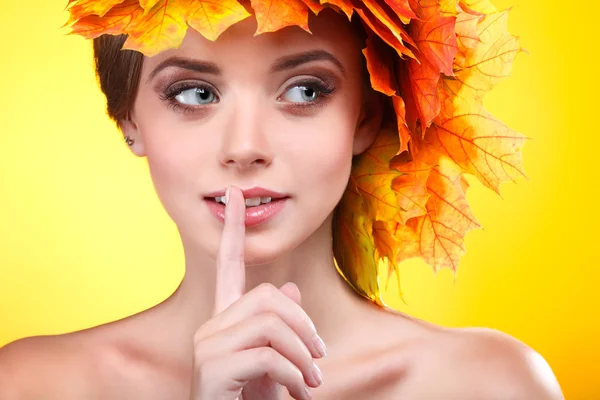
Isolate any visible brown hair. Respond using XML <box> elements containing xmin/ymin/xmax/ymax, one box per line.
<box><xmin>93</xmin><ymin>34</ymin><xmax>144</xmax><ymax>123</ymax></box>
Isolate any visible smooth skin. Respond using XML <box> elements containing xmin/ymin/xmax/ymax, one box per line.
<box><xmin>0</xmin><ymin>8</ymin><xmax>563</xmax><ymax>400</ymax></box>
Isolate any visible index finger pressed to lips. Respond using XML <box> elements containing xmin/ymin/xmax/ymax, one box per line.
<box><xmin>213</xmin><ymin>185</ymin><xmax>246</xmax><ymax>315</ymax></box>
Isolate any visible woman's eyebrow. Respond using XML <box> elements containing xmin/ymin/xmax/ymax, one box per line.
<box><xmin>147</xmin><ymin>57</ymin><xmax>221</xmax><ymax>83</ymax></box>
<box><xmin>270</xmin><ymin>50</ymin><xmax>347</xmax><ymax>77</ymax></box>
<box><xmin>147</xmin><ymin>49</ymin><xmax>346</xmax><ymax>83</ymax></box>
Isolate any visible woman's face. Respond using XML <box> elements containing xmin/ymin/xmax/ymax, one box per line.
<box><xmin>125</xmin><ymin>9</ymin><xmax>379</xmax><ymax>265</ymax></box>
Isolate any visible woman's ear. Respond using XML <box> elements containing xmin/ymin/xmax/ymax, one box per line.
<box><xmin>353</xmin><ymin>89</ymin><xmax>384</xmax><ymax>155</ymax></box>
<box><xmin>119</xmin><ymin>115</ymin><xmax>146</xmax><ymax>157</ymax></box>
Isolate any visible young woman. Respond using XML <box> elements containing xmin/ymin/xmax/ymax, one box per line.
<box><xmin>0</xmin><ymin>1</ymin><xmax>563</xmax><ymax>399</ymax></box>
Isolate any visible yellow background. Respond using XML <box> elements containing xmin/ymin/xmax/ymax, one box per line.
<box><xmin>0</xmin><ymin>1</ymin><xmax>596</xmax><ymax>398</ymax></box>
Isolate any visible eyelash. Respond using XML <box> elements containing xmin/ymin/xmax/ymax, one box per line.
<box><xmin>158</xmin><ymin>79</ymin><xmax>337</xmax><ymax>115</ymax></box>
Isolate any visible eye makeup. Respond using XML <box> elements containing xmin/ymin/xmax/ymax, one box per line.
<box><xmin>155</xmin><ymin>69</ymin><xmax>341</xmax><ymax>116</ymax></box>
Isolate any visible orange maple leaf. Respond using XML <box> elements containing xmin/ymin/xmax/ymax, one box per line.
<box><xmin>399</xmin><ymin>56</ymin><xmax>441</xmax><ymax>136</ymax></box>
<box><xmin>67</xmin><ymin>0</ymin><xmax>250</xmax><ymax>56</ymax></box>
<box><xmin>355</xmin><ymin>6</ymin><xmax>417</xmax><ymax>61</ymax></box>
<box><xmin>397</xmin><ymin>0</ymin><xmax>458</xmax><ymax>134</ymax></box>
<box><xmin>250</xmin><ymin>0</ymin><xmax>311</xmax><ymax>35</ymax></box>
<box><xmin>392</xmin><ymin>95</ymin><xmax>412</xmax><ymax>154</ymax></box>
<box><xmin>301</xmin><ymin>0</ymin><xmax>325</xmax><ymax>15</ymax></box>
<box><xmin>382</xmin><ymin>0</ymin><xmax>417</xmax><ymax>24</ymax></box>
<box><xmin>321</xmin><ymin>0</ymin><xmax>355</xmax><ymax>20</ymax></box>
<box><xmin>409</xmin><ymin>0</ymin><xmax>458</xmax><ymax>76</ymax></box>
<box><xmin>362</xmin><ymin>0</ymin><xmax>417</xmax><ymax>50</ymax></box>
<box><xmin>68</xmin><ymin>0</ymin><xmax>143</xmax><ymax>38</ymax></box>
<box><xmin>362</xmin><ymin>30</ymin><xmax>398</xmax><ymax>96</ymax></box>
<box><xmin>65</xmin><ymin>0</ymin><xmax>125</xmax><ymax>24</ymax></box>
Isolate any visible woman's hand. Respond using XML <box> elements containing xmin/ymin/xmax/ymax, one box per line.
<box><xmin>189</xmin><ymin>186</ymin><xmax>326</xmax><ymax>400</ymax></box>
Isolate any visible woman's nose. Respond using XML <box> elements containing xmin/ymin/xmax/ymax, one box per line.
<box><xmin>218</xmin><ymin>98</ymin><xmax>273</xmax><ymax>170</ymax></box>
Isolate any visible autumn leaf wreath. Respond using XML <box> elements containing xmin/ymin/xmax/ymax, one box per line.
<box><xmin>64</xmin><ymin>0</ymin><xmax>528</xmax><ymax>307</ymax></box>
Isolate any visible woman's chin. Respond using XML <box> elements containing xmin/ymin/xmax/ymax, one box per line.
<box><xmin>242</xmin><ymin>236</ymin><xmax>296</xmax><ymax>266</ymax></box>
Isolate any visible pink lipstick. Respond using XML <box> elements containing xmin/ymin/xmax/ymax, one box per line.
<box><xmin>204</xmin><ymin>187</ymin><xmax>289</xmax><ymax>227</ymax></box>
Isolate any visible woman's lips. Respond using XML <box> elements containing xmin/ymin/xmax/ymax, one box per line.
<box><xmin>204</xmin><ymin>197</ymin><xmax>288</xmax><ymax>227</ymax></box>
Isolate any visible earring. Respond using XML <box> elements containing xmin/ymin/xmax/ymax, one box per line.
<box><xmin>124</xmin><ymin>136</ymin><xmax>135</xmax><ymax>146</ymax></box>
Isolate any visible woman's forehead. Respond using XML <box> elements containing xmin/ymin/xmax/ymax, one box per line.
<box><xmin>143</xmin><ymin>9</ymin><xmax>362</xmax><ymax>72</ymax></box>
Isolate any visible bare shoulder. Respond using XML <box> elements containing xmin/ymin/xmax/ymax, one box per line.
<box><xmin>396</xmin><ymin>326</ymin><xmax>564</xmax><ymax>399</ymax></box>
<box><xmin>0</xmin><ymin>332</ymin><xmax>101</xmax><ymax>399</ymax></box>
<box><xmin>0</xmin><ymin>318</ymin><xmax>174</xmax><ymax>400</ymax></box>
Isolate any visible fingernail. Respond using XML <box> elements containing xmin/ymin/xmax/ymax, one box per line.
<box><xmin>304</xmin><ymin>386</ymin><xmax>313</xmax><ymax>399</ymax></box>
<box><xmin>313</xmin><ymin>334</ymin><xmax>327</xmax><ymax>358</ymax></box>
<box><xmin>312</xmin><ymin>362</ymin><xmax>323</xmax><ymax>386</ymax></box>
<box><xmin>225</xmin><ymin>186</ymin><xmax>231</xmax><ymax>205</ymax></box>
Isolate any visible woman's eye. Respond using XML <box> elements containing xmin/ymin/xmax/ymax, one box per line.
<box><xmin>174</xmin><ymin>87</ymin><xmax>217</xmax><ymax>105</ymax></box>
<box><xmin>282</xmin><ymin>86</ymin><xmax>320</xmax><ymax>103</ymax></box>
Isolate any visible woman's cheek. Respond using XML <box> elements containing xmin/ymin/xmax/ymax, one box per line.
<box><xmin>300</xmin><ymin>129</ymin><xmax>354</xmax><ymax>206</ymax></box>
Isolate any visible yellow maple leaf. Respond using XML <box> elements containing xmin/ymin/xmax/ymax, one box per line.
<box><xmin>139</xmin><ymin>0</ymin><xmax>160</xmax><ymax>12</ymax></box>
<box><xmin>394</xmin><ymin>156</ymin><xmax>481</xmax><ymax>272</ymax></box>
<box><xmin>459</xmin><ymin>0</ymin><xmax>497</xmax><ymax>15</ymax></box>
<box><xmin>439</xmin><ymin>0</ymin><xmax>460</xmax><ymax>16</ymax></box>
<box><xmin>186</xmin><ymin>1</ymin><xmax>251</xmax><ymax>41</ymax></box>
<box><xmin>351</xmin><ymin>127</ymin><xmax>407</xmax><ymax>223</ymax></box>
<box><xmin>334</xmin><ymin>126</ymin><xmax>405</xmax><ymax>304</ymax></box>
<box><xmin>389</xmin><ymin>157</ymin><xmax>432</xmax><ymax>225</ymax></box>
<box><xmin>435</xmin><ymin>10</ymin><xmax>528</xmax><ymax>194</ymax></box>
<box><xmin>452</xmin><ymin>10</ymin><xmax>524</xmax><ymax>97</ymax></box>
<box><xmin>333</xmin><ymin>183</ymin><xmax>382</xmax><ymax>303</ymax></box>
<box><xmin>454</xmin><ymin>10</ymin><xmax>482</xmax><ymax>67</ymax></box>
<box><xmin>122</xmin><ymin>0</ymin><xmax>189</xmax><ymax>54</ymax></box>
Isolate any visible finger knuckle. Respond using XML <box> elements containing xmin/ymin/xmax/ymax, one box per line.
<box><xmin>256</xmin><ymin>347</ymin><xmax>278</xmax><ymax>369</ymax></box>
<box><xmin>256</xmin><ymin>283</ymin><xmax>279</xmax><ymax>309</ymax></box>
<box><xmin>261</xmin><ymin>311</ymin><xmax>283</xmax><ymax>330</ymax></box>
